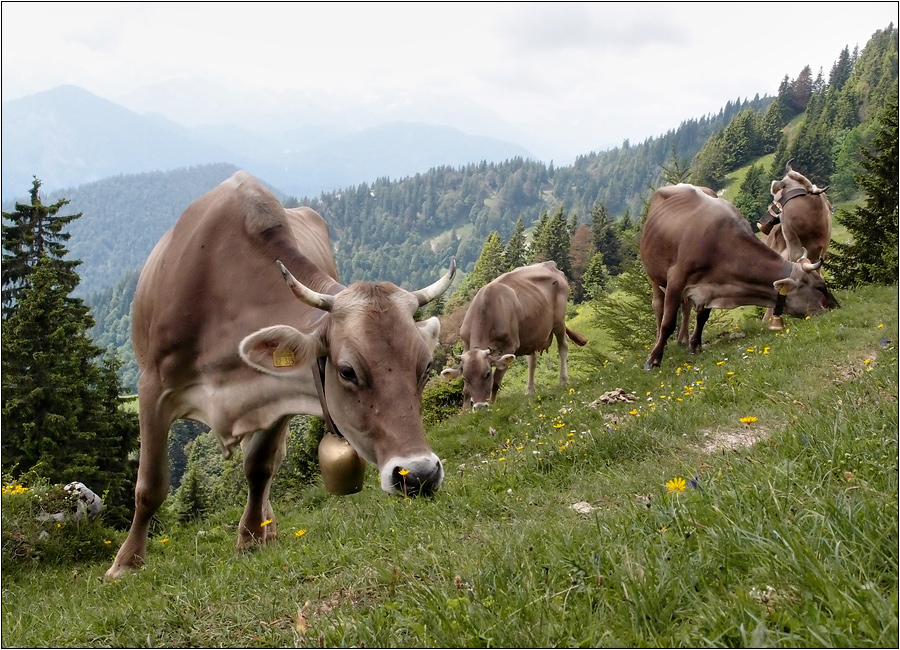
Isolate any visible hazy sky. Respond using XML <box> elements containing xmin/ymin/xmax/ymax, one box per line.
<box><xmin>2</xmin><ymin>2</ymin><xmax>896</xmax><ymax>161</ymax></box>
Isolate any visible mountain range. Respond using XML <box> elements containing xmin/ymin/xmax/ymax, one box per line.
<box><xmin>1</xmin><ymin>84</ymin><xmax>534</xmax><ymax>202</ymax></box>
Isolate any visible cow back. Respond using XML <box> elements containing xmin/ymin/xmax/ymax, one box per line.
<box><xmin>462</xmin><ymin>262</ymin><xmax>567</xmax><ymax>355</ymax></box>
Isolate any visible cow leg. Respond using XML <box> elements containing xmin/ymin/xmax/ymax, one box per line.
<box><xmin>645</xmin><ymin>280</ymin><xmax>684</xmax><ymax>370</ymax></box>
<box><xmin>237</xmin><ymin>415</ymin><xmax>290</xmax><ymax>551</ymax></box>
<box><xmin>689</xmin><ymin>308</ymin><xmax>711</xmax><ymax>355</ymax></box>
<box><xmin>105</xmin><ymin>379</ymin><xmax>172</xmax><ymax>581</ymax></box>
<box><xmin>781</xmin><ymin>222</ymin><xmax>804</xmax><ymax>262</ymax></box>
<box><xmin>556</xmin><ymin>328</ymin><xmax>570</xmax><ymax>385</ymax></box>
<box><xmin>650</xmin><ymin>284</ymin><xmax>665</xmax><ymax>340</ymax></box>
<box><xmin>522</xmin><ymin>354</ymin><xmax>537</xmax><ymax>395</ymax></box>
<box><xmin>676</xmin><ymin>299</ymin><xmax>691</xmax><ymax>345</ymax></box>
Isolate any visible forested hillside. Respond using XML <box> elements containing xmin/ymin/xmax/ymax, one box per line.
<box><xmin>77</xmin><ymin>24</ymin><xmax>897</xmax><ymax>392</ymax></box>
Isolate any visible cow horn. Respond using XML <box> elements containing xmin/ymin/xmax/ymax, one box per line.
<box><xmin>785</xmin><ymin>158</ymin><xmax>795</xmax><ymax>173</ymax></box>
<box><xmin>411</xmin><ymin>257</ymin><xmax>457</xmax><ymax>306</ymax></box>
<box><xmin>276</xmin><ymin>260</ymin><xmax>335</xmax><ymax>311</ymax></box>
<box><xmin>801</xmin><ymin>258</ymin><xmax>823</xmax><ymax>271</ymax></box>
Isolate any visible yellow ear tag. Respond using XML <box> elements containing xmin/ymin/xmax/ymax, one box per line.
<box><xmin>273</xmin><ymin>348</ymin><xmax>296</xmax><ymax>367</ymax></box>
<box><xmin>778</xmin><ymin>285</ymin><xmax>790</xmax><ymax>296</ymax></box>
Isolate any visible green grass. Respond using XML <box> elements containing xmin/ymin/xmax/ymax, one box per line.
<box><xmin>2</xmin><ymin>284</ymin><xmax>897</xmax><ymax>648</ymax></box>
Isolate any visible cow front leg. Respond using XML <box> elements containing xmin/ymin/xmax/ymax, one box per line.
<box><xmin>237</xmin><ymin>416</ymin><xmax>290</xmax><ymax>552</ymax></box>
<box><xmin>492</xmin><ymin>366</ymin><xmax>510</xmax><ymax>402</ymax></box>
<box><xmin>689</xmin><ymin>307</ymin><xmax>711</xmax><ymax>355</ymax></box>
<box><xmin>106</xmin><ymin>382</ymin><xmax>171</xmax><ymax>581</ymax></box>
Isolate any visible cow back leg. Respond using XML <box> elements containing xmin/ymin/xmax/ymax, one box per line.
<box><xmin>237</xmin><ymin>415</ymin><xmax>290</xmax><ymax>551</ymax></box>
<box><xmin>676</xmin><ymin>299</ymin><xmax>691</xmax><ymax>345</ymax></box>
<box><xmin>645</xmin><ymin>279</ymin><xmax>684</xmax><ymax>370</ymax></box>
<box><xmin>650</xmin><ymin>283</ymin><xmax>665</xmax><ymax>340</ymax></box>
<box><xmin>105</xmin><ymin>378</ymin><xmax>172</xmax><ymax>581</ymax></box>
<box><xmin>689</xmin><ymin>308</ymin><xmax>711</xmax><ymax>355</ymax></box>
<box><xmin>555</xmin><ymin>328</ymin><xmax>570</xmax><ymax>385</ymax></box>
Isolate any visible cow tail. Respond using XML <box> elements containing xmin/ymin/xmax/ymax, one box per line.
<box><xmin>566</xmin><ymin>326</ymin><xmax>588</xmax><ymax>347</ymax></box>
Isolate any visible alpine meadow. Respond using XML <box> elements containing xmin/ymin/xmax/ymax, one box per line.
<box><xmin>2</xmin><ymin>22</ymin><xmax>897</xmax><ymax>649</ymax></box>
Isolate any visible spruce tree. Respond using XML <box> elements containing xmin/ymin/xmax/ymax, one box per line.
<box><xmin>530</xmin><ymin>205</ymin><xmax>571</xmax><ymax>277</ymax></box>
<box><xmin>1</xmin><ymin>180</ymin><xmax>139</xmax><ymax>526</ymax></box>
<box><xmin>829</xmin><ymin>96</ymin><xmax>899</xmax><ymax>288</ymax></box>
<box><xmin>590</xmin><ymin>201</ymin><xmax>624</xmax><ymax>276</ymax></box>
<box><xmin>2</xmin><ymin>177</ymin><xmax>81</xmax><ymax>319</ymax></box>
<box><xmin>733</xmin><ymin>162</ymin><xmax>769</xmax><ymax>231</ymax></box>
<box><xmin>504</xmin><ymin>218</ymin><xmax>527</xmax><ymax>271</ymax></box>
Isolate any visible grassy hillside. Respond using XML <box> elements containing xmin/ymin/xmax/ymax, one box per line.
<box><xmin>2</xmin><ymin>283</ymin><xmax>897</xmax><ymax>647</ymax></box>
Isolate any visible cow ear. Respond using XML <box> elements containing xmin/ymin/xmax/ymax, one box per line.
<box><xmin>773</xmin><ymin>278</ymin><xmax>799</xmax><ymax>295</ymax></box>
<box><xmin>239</xmin><ymin>325</ymin><xmax>323</xmax><ymax>376</ymax></box>
<box><xmin>494</xmin><ymin>354</ymin><xmax>516</xmax><ymax>370</ymax></box>
<box><xmin>770</xmin><ymin>180</ymin><xmax>783</xmax><ymax>196</ymax></box>
<box><xmin>440</xmin><ymin>367</ymin><xmax>461</xmax><ymax>381</ymax></box>
<box><xmin>416</xmin><ymin>316</ymin><xmax>441</xmax><ymax>352</ymax></box>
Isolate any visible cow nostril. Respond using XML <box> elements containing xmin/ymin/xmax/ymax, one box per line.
<box><xmin>392</xmin><ymin>461</ymin><xmax>442</xmax><ymax>497</ymax></box>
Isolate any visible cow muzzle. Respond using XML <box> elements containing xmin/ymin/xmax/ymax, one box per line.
<box><xmin>472</xmin><ymin>401</ymin><xmax>491</xmax><ymax>411</ymax></box>
<box><xmin>380</xmin><ymin>453</ymin><xmax>444</xmax><ymax>496</ymax></box>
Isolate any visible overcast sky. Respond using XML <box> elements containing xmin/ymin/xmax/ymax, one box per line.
<box><xmin>2</xmin><ymin>2</ymin><xmax>896</xmax><ymax>161</ymax></box>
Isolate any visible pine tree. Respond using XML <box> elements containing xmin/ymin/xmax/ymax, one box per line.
<box><xmin>581</xmin><ymin>251</ymin><xmax>610</xmax><ymax>301</ymax></box>
<box><xmin>503</xmin><ymin>218</ymin><xmax>527</xmax><ymax>271</ymax></box>
<box><xmin>829</xmin><ymin>96</ymin><xmax>899</xmax><ymax>288</ymax></box>
<box><xmin>2</xmin><ymin>177</ymin><xmax>81</xmax><ymax>319</ymax></box>
<box><xmin>446</xmin><ymin>231</ymin><xmax>507</xmax><ymax>311</ymax></box>
<box><xmin>590</xmin><ymin>201</ymin><xmax>624</xmax><ymax>276</ymax></box>
<box><xmin>1</xmin><ymin>181</ymin><xmax>139</xmax><ymax>526</ymax></box>
<box><xmin>732</xmin><ymin>162</ymin><xmax>769</xmax><ymax>230</ymax></box>
<box><xmin>530</xmin><ymin>205</ymin><xmax>571</xmax><ymax>277</ymax></box>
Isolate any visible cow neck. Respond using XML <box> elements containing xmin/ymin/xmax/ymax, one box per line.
<box><xmin>780</xmin><ymin>187</ymin><xmax>809</xmax><ymax>206</ymax></box>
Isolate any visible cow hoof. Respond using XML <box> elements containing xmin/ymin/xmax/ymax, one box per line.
<box><xmin>643</xmin><ymin>360</ymin><xmax>659</xmax><ymax>371</ymax></box>
<box><xmin>768</xmin><ymin>316</ymin><xmax>785</xmax><ymax>331</ymax></box>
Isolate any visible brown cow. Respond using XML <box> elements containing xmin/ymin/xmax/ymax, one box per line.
<box><xmin>763</xmin><ymin>160</ymin><xmax>832</xmax><ymax>264</ymax></box>
<box><xmin>106</xmin><ymin>171</ymin><xmax>455</xmax><ymax>580</ymax></box>
<box><xmin>440</xmin><ymin>261</ymin><xmax>587</xmax><ymax>410</ymax></box>
<box><xmin>640</xmin><ymin>184</ymin><xmax>836</xmax><ymax>370</ymax></box>
<box><xmin>761</xmin><ymin>160</ymin><xmax>838</xmax><ymax>327</ymax></box>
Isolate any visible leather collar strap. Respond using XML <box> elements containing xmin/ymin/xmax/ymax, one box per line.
<box><xmin>780</xmin><ymin>187</ymin><xmax>809</xmax><ymax>206</ymax></box>
<box><xmin>313</xmin><ymin>355</ymin><xmax>344</xmax><ymax>438</ymax></box>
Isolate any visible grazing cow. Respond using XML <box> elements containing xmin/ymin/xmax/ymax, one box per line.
<box><xmin>106</xmin><ymin>171</ymin><xmax>455</xmax><ymax>580</ymax></box>
<box><xmin>760</xmin><ymin>160</ymin><xmax>839</xmax><ymax>326</ymax></box>
<box><xmin>640</xmin><ymin>184</ymin><xmax>836</xmax><ymax>370</ymax></box>
<box><xmin>440</xmin><ymin>261</ymin><xmax>587</xmax><ymax>410</ymax></box>
<box><xmin>762</xmin><ymin>159</ymin><xmax>832</xmax><ymax>264</ymax></box>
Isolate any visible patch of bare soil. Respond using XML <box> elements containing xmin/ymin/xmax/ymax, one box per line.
<box><xmin>698</xmin><ymin>426</ymin><xmax>770</xmax><ymax>453</ymax></box>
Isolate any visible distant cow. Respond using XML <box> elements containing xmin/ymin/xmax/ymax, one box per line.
<box><xmin>760</xmin><ymin>160</ymin><xmax>838</xmax><ymax>326</ymax></box>
<box><xmin>441</xmin><ymin>261</ymin><xmax>587</xmax><ymax>410</ymax></box>
<box><xmin>106</xmin><ymin>171</ymin><xmax>455</xmax><ymax>580</ymax></box>
<box><xmin>640</xmin><ymin>184</ymin><xmax>837</xmax><ymax>370</ymax></box>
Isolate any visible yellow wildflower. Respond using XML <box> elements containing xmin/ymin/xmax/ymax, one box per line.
<box><xmin>261</xmin><ymin>519</ymin><xmax>273</xmax><ymax>527</ymax></box>
<box><xmin>295</xmin><ymin>529</ymin><xmax>307</xmax><ymax>538</ymax></box>
<box><xmin>629</xmin><ymin>409</ymin><xmax>638</xmax><ymax>416</ymax></box>
<box><xmin>159</xmin><ymin>538</ymin><xmax>169</xmax><ymax>544</ymax></box>
<box><xmin>554</xmin><ymin>422</ymin><xmax>565</xmax><ymax>429</ymax></box>
<box><xmin>739</xmin><ymin>416</ymin><xmax>759</xmax><ymax>424</ymax></box>
<box><xmin>398</xmin><ymin>469</ymin><xmax>410</xmax><ymax>476</ymax></box>
<box><xmin>666</xmin><ymin>477</ymin><xmax>687</xmax><ymax>493</ymax></box>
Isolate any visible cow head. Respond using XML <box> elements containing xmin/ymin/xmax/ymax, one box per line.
<box><xmin>440</xmin><ymin>348</ymin><xmax>515</xmax><ymax>411</ymax></box>
<box><xmin>239</xmin><ymin>259</ymin><xmax>456</xmax><ymax>496</ymax></box>
<box><xmin>773</xmin><ymin>252</ymin><xmax>840</xmax><ymax>316</ymax></box>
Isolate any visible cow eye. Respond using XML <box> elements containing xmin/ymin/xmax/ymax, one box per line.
<box><xmin>484</xmin><ymin>370</ymin><xmax>491</xmax><ymax>379</ymax></box>
<box><xmin>338</xmin><ymin>365</ymin><xmax>358</xmax><ymax>384</ymax></box>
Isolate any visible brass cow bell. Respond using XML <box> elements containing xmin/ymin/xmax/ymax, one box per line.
<box><xmin>318</xmin><ymin>432</ymin><xmax>366</xmax><ymax>495</ymax></box>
